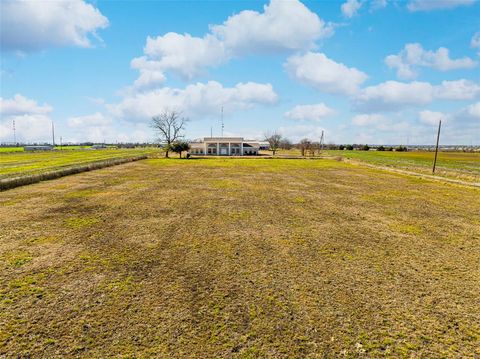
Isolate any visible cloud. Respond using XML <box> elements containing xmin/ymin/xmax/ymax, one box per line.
<box><xmin>277</xmin><ymin>124</ymin><xmax>328</xmax><ymax>142</ymax></box>
<box><xmin>472</xmin><ymin>32</ymin><xmax>480</xmax><ymax>48</ymax></box>
<box><xmin>0</xmin><ymin>94</ymin><xmax>52</xmax><ymax>116</ymax></box>
<box><xmin>418</xmin><ymin>110</ymin><xmax>448</xmax><ymax>125</ymax></box>
<box><xmin>142</xmin><ymin>33</ymin><xmax>226</xmax><ymax>80</ymax></box>
<box><xmin>284</xmin><ymin>103</ymin><xmax>335</xmax><ymax>121</ymax></box>
<box><xmin>472</xmin><ymin>32</ymin><xmax>480</xmax><ymax>56</ymax></box>
<box><xmin>434</xmin><ymin>79</ymin><xmax>480</xmax><ymax>100</ymax></box>
<box><xmin>352</xmin><ymin>113</ymin><xmax>387</xmax><ymax>126</ymax></box>
<box><xmin>107</xmin><ymin>81</ymin><xmax>278</xmax><ymax>121</ymax></box>
<box><xmin>68</xmin><ymin>112</ymin><xmax>112</xmax><ymax>127</ymax></box>
<box><xmin>354</xmin><ymin>79</ymin><xmax>480</xmax><ymax>112</ymax></box>
<box><xmin>0</xmin><ymin>0</ymin><xmax>109</xmax><ymax>52</ymax></box>
<box><xmin>463</xmin><ymin>102</ymin><xmax>480</xmax><ymax>119</ymax></box>
<box><xmin>130</xmin><ymin>57</ymin><xmax>167</xmax><ymax>90</ymax></box>
<box><xmin>351</xmin><ymin>113</ymin><xmax>412</xmax><ymax>133</ymax></box>
<box><xmin>370</xmin><ymin>0</ymin><xmax>388</xmax><ymax>10</ymax></box>
<box><xmin>385</xmin><ymin>43</ymin><xmax>477</xmax><ymax>79</ymax></box>
<box><xmin>341</xmin><ymin>0</ymin><xmax>363</xmax><ymax>18</ymax></box>
<box><xmin>134</xmin><ymin>0</ymin><xmax>332</xmax><ymax>81</ymax></box>
<box><xmin>66</xmin><ymin>112</ymin><xmax>155</xmax><ymax>143</ymax></box>
<box><xmin>407</xmin><ymin>0</ymin><xmax>476</xmax><ymax>11</ymax></box>
<box><xmin>211</xmin><ymin>0</ymin><xmax>332</xmax><ymax>54</ymax></box>
<box><xmin>418</xmin><ymin>103</ymin><xmax>480</xmax><ymax>144</ymax></box>
<box><xmin>284</xmin><ymin>52</ymin><xmax>368</xmax><ymax>95</ymax></box>
<box><xmin>0</xmin><ymin>94</ymin><xmax>53</xmax><ymax>143</ymax></box>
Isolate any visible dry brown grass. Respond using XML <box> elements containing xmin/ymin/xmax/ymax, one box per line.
<box><xmin>0</xmin><ymin>158</ymin><xmax>479</xmax><ymax>357</ymax></box>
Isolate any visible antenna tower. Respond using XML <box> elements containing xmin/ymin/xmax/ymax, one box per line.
<box><xmin>221</xmin><ymin>106</ymin><xmax>224</xmax><ymax>137</ymax></box>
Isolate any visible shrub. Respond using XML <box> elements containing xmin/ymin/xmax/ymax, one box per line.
<box><xmin>345</xmin><ymin>145</ymin><xmax>354</xmax><ymax>150</ymax></box>
<box><xmin>361</xmin><ymin>144</ymin><xmax>370</xmax><ymax>151</ymax></box>
<box><xmin>170</xmin><ymin>141</ymin><xmax>190</xmax><ymax>158</ymax></box>
<box><xmin>377</xmin><ymin>145</ymin><xmax>385</xmax><ymax>151</ymax></box>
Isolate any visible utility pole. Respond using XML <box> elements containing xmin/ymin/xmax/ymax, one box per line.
<box><xmin>320</xmin><ymin>130</ymin><xmax>324</xmax><ymax>151</ymax></box>
<box><xmin>51</xmin><ymin>121</ymin><xmax>55</xmax><ymax>147</ymax></box>
<box><xmin>432</xmin><ymin>120</ymin><xmax>441</xmax><ymax>174</ymax></box>
<box><xmin>60</xmin><ymin>136</ymin><xmax>63</xmax><ymax>150</ymax></box>
<box><xmin>12</xmin><ymin>119</ymin><xmax>16</xmax><ymax>146</ymax></box>
<box><xmin>221</xmin><ymin>106</ymin><xmax>224</xmax><ymax>137</ymax></box>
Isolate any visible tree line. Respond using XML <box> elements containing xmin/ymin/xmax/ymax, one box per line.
<box><xmin>151</xmin><ymin>109</ymin><xmax>410</xmax><ymax>158</ymax></box>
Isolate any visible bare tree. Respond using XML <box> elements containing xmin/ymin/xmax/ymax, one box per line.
<box><xmin>264</xmin><ymin>131</ymin><xmax>282</xmax><ymax>156</ymax></box>
<box><xmin>279</xmin><ymin>138</ymin><xmax>293</xmax><ymax>150</ymax></box>
<box><xmin>298</xmin><ymin>138</ymin><xmax>312</xmax><ymax>157</ymax></box>
<box><xmin>151</xmin><ymin>110</ymin><xmax>188</xmax><ymax>158</ymax></box>
<box><xmin>310</xmin><ymin>141</ymin><xmax>320</xmax><ymax>156</ymax></box>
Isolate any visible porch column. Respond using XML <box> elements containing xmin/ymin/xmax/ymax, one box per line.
<box><xmin>217</xmin><ymin>142</ymin><xmax>219</xmax><ymax>156</ymax></box>
<box><xmin>228</xmin><ymin>142</ymin><xmax>231</xmax><ymax>156</ymax></box>
<box><xmin>240</xmin><ymin>142</ymin><xmax>244</xmax><ymax>156</ymax></box>
<box><xmin>204</xmin><ymin>142</ymin><xmax>207</xmax><ymax>155</ymax></box>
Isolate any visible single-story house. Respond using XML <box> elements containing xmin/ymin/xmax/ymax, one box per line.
<box><xmin>189</xmin><ymin>137</ymin><xmax>260</xmax><ymax>156</ymax></box>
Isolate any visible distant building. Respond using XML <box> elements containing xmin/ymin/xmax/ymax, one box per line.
<box><xmin>91</xmin><ymin>144</ymin><xmax>108</xmax><ymax>149</ymax></box>
<box><xmin>258</xmin><ymin>141</ymin><xmax>270</xmax><ymax>150</ymax></box>
<box><xmin>189</xmin><ymin>137</ymin><xmax>260</xmax><ymax>156</ymax></box>
<box><xmin>24</xmin><ymin>145</ymin><xmax>54</xmax><ymax>151</ymax></box>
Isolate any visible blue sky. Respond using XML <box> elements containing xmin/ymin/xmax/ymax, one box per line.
<box><xmin>1</xmin><ymin>0</ymin><xmax>479</xmax><ymax>145</ymax></box>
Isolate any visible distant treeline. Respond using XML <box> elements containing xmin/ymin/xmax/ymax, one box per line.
<box><xmin>0</xmin><ymin>142</ymin><xmax>161</xmax><ymax>148</ymax></box>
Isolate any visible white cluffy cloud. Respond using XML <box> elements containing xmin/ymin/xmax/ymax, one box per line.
<box><xmin>211</xmin><ymin>0</ymin><xmax>332</xmax><ymax>54</ymax></box>
<box><xmin>464</xmin><ymin>102</ymin><xmax>480</xmax><ymax>119</ymax></box>
<box><xmin>68</xmin><ymin>112</ymin><xmax>112</xmax><ymax>128</ymax></box>
<box><xmin>285</xmin><ymin>103</ymin><xmax>335</xmax><ymax>121</ymax></box>
<box><xmin>108</xmin><ymin>81</ymin><xmax>278</xmax><ymax>121</ymax></box>
<box><xmin>407</xmin><ymin>0</ymin><xmax>476</xmax><ymax>11</ymax></box>
<box><xmin>418</xmin><ymin>110</ymin><xmax>449</xmax><ymax>125</ymax></box>
<box><xmin>140</xmin><ymin>33</ymin><xmax>226</xmax><ymax>81</ymax></box>
<box><xmin>352</xmin><ymin>113</ymin><xmax>387</xmax><ymax>126</ymax></box>
<box><xmin>285</xmin><ymin>52</ymin><xmax>368</xmax><ymax>95</ymax></box>
<box><xmin>130</xmin><ymin>57</ymin><xmax>167</xmax><ymax>90</ymax></box>
<box><xmin>0</xmin><ymin>94</ymin><xmax>52</xmax><ymax>116</ymax></box>
<box><xmin>341</xmin><ymin>0</ymin><xmax>363</xmax><ymax>18</ymax></box>
<box><xmin>0</xmin><ymin>0</ymin><xmax>109</xmax><ymax>52</ymax></box>
<box><xmin>277</xmin><ymin>124</ymin><xmax>329</xmax><ymax>142</ymax></box>
<box><xmin>0</xmin><ymin>94</ymin><xmax>53</xmax><ymax>142</ymax></box>
<box><xmin>132</xmin><ymin>0</ymin><xmax>333</xmax><ymax>86</ymax></box>
<box><xmin>354</xmin><ymin>79</ymin><xmax>480</xmax><ymax>112</ymax></box>
<box><xmin>385</xmin><ymin>43</ymin><xmax>477</xmax><ymax>79</ymax></box>
<box><xmin>66</xmin><ymin>112</ymin><xmax>152</xmax><ymax>143</ymax></box>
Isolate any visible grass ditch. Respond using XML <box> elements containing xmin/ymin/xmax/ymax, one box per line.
<box><xmin>0</xmin><ymin>155</ymin><xmax>148</xmax><ymax>191</ymax></box>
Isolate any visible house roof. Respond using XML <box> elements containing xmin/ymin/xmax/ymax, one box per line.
<box><xmin>203</xmin><ymin>137</ymin><xmax>243</xmax><ymax>142</ymax></box>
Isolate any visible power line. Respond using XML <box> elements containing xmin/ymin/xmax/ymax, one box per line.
<box><xmin>51</xmin><ymin>121</ymin><xmax>55</xmax><ymax>146</ymax></box>
<box><xmin>432</xmin><ymin>120</ymin><xmax>442</xmax><ymax>174</ymax></box>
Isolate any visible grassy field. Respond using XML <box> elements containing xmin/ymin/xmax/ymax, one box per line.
<box><xmin>0</xmin><ymin>148</ymin><xmax>159</xmax><ymax>180</ymax></box>
<box><xmin>326</xmin><ymin>150</ymin><xmax>480</xmax><ymax>183</ymax></box>
<box><xmin>1</xmin><ymin>157</ymin><xmax>479</xmax><ymax>357</ymax></box>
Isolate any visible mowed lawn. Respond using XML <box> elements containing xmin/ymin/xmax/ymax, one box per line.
<box><xmin>327</xmin><ymin>150</ymin><xmax>480</xmax><ymax>184</ymax></box>
<box><xmin>1</xmin><ymin>158</ymin><xmax>479</xmax><ymax>357</ymax></box>
<box><xmin>0</xmin><ymin>148</ymin><xmax>158</xmax><ymax>180</ymax></box>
